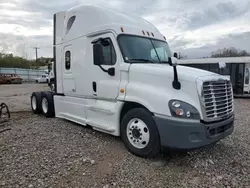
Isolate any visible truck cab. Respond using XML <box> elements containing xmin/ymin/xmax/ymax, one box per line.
<box><xmin>31</xmin><ymin>4</ymin><xmax>234</xmax><ymax>158</ymax></box>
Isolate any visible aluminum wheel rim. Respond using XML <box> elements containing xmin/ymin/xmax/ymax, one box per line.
<box><xmin>42</xmin><ymin>98</ymin><xmax>48</xmax><ymax>114</ymax></box>
<box><xmin>126</xmin><ymin>118</ymin><xmax>150</xmax><ymax>149</ymax></box>
<box><xmin>31</xmin><ymin>96</ymin><xmax>37</xmax><ymax>110</ymax></box>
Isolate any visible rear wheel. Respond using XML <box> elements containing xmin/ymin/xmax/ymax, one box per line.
<box><xmin>31</xmin><ymin>92</ymin><xmax>42</xmax><ymax>114</ymax></box>
<box><xmin>41</xmin><ymin>92</ymin><xmax>55</xmax><ymax>118</ymax></box>
<box><xmin>121</xmin><ymin>108</ymin><xmax>160</xmax><ymax>158</ymax></box>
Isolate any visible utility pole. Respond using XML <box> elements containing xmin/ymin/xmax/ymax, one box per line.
<box><xmin>33</xmin><ymin>47</ymin><xmax>40</xmax><ymax>63</ymax></box>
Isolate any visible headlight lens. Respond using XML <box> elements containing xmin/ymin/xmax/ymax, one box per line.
<box><xmin>169</xmin><ymin>100</ymin><xmax>200</xmax><ymax>119</ymax></box>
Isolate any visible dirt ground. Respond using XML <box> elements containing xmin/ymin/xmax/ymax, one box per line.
<box><xmin>0</xmin><ymin>84</ymin><xmax>250</xmax><ymax>188</ymax></box>
<box><xmin>0</xmin><ymin>83</ymin><xmax>48</xmax><ymax>112</ymax></box>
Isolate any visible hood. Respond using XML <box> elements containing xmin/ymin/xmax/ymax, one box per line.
<box><xmin>129</xmin><ymin>63</ymin><xmax>218</xmax><ymax>83</ymax></box>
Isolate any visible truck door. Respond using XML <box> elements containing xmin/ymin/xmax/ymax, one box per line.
<box><xmin>90</xmin><ymin>33</ymin><xmax>121</xmax><ymax>99</ymax></box>
<box><xmin>62</xmin><ymin>45</ymin><xmax>76</xmax><ymax>95</ymax></box>
<box><xmin>83</xmin><ymin>33</ymin><xmax>122</xmax><ymax>131</ymax></box>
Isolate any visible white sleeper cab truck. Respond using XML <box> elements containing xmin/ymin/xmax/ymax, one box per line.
<box><xmin>30</xmin><ymin>5</ymin><xmax>235</xmax><ymax>158</ymax></box>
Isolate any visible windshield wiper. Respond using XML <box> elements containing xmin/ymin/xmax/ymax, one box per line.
<box><xmin>128</xmin><ymin>59</ymin><xmax>155</xmax><ymax>64</ymax></box>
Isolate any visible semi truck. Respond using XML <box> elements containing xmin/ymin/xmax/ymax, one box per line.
<box><xmin>30</xmin><ymin>4</ymin><xmax>235</xmax><ymax>158</ymax></box>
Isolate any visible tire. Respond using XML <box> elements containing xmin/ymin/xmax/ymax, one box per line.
<box><xmin>121</xmin><ymin>108</ymin><xmax>160</xmax><ymax>158</ymax></box>
<box><xmin>41</xmin><ymin>92</ymin><xmax>55</xmax><ymax>118</ymax></box>
<box><xmin>31</xmin><ymin>92</ymin><xmax>42</xmax><ymax>114</ymax></box>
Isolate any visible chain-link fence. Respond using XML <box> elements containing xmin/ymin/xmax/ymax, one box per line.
<box><xmin>0</xmin><ymin>67</ymin><xmax>48</xmax><ymax>82</ymax></box>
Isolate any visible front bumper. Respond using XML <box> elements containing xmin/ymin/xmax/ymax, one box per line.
<box><xmin>153</xmin><ymin>115</ymin><xmax>234</xmax><ymax>151</ymax></box>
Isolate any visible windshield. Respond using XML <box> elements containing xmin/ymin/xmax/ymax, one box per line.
<box><xmin>118</xmin><ymin>35</ymin><xmax>172</xmax><ymax>64</ymax></box>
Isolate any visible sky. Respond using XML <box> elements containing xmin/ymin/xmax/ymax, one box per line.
<box><xmin>0</xmin><ymin>0</ymin><xmax>250</xmax><ymax>59</ymax></box>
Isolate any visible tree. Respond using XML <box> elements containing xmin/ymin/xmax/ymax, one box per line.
<box><xmin>211</xmin><ymin>47</ymin><xmax>250</xmax><ymax>58</ymax></box>
<box><xmin>0</xmin><ymin>53</ymin><xmax>52</xmax><ymax>69</ymax></box>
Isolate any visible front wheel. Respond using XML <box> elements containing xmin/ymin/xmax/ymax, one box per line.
<box><xmin>121</xmin><ymin>108</ymin><xmax>160</xmax><ymax>158</ymax></box>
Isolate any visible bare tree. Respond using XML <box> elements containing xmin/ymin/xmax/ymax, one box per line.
<box><xmin>211</xmin><ymin>47</ymin><xmax>250</xmax><ymax>58</ymax></box>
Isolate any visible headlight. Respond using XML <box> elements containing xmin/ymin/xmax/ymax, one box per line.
<box><xmin>168</xmin><ymin>100</ymin><xmax>200</xmax><ymax>119</ymax></box>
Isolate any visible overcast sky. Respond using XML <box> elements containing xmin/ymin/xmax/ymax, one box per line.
<box><xmin>0</xmin><ymin>0</ymin><xmax>250</xmax><ymax>59</ymax></box>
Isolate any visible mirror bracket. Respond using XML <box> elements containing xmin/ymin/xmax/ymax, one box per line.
<box><xmin>91</xmin><ymin>38</ymin><xmax>103</xmax><ymax>44</ymax></box>
<box><xmin>97</xmin><ymin>65</ymin><xmax>115</xmax><ymax>76</ymax></box>
<box><xmin>172</xmin><ymin>65</ymin><xmax>181</xmax><ymax>90</ymax></box>
<box><xmin>168</xmin><ymin>57</ymin><xmax>181</xmax><ymax>90</ymax></box>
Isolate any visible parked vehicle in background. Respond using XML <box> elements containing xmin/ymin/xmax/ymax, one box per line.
<box><xmin>35</xmin><ymin>74</ymin><xmax>49</xmax><ymax>83</ymax></box>
<box><xmin>30</xmin><ymin>4</ymin><xmax>235</xmax><ymax>158</ymax></box>
<box><xmin>0</xmin><ymin>73</ymin><xmax>22</xmax><ymax>84</ymax></box>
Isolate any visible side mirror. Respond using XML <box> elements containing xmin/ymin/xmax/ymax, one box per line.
<box><xmin>93</xmin><ymin>43</ymin><xmax>104</xmax><ymax>66</ymax></box>
<box><xmin>108</xmin><ymin>67</ymin><xmax>115</xmax><ymax>76</ymax></box>
<box><xmin>171</xmin><ymin>57</ymin><xmax>178</xmax><ymax>66</ymax></box>
<box><xmin>168</xmin><ymin>57</ymin><xmax>178</xmax><ymax>66</ymax></box>
<box><xmin>173</xmin><ymin>52</ymin><xmax>178</xmax><ymax>59</ymax></box>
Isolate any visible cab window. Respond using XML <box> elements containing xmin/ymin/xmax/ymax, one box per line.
<box><xmin>65</xmin><ymin>51</ymin><xmax>71</xmax><ymax>70</ymax></box>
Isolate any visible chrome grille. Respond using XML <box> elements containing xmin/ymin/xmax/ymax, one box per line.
<box><xmin>202</xmin><ymin>80</ymin><xmax>233</xmax><ymax>120</ymax></box>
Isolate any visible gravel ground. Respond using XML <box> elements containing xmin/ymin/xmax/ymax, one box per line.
<box><xmin>0</xmin><ymin>83</ymin><xmax>48</xmax><ymax>112</ymax></box>
<box><xmin>0</xmin><ymin>98</ymin><xmax>249</xmax><ymax>188</ymax></box>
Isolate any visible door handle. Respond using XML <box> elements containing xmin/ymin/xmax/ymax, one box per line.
<box><xmin>93</xmin><ymin>82</ymin><xmax>97</xmax><ymax>92</ymax></box>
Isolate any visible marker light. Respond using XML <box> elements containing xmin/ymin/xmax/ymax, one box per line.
<box><xmin>120</xmin><ymin>27</ymin><xmax>124</xmax><ymax>32</ymax></box>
